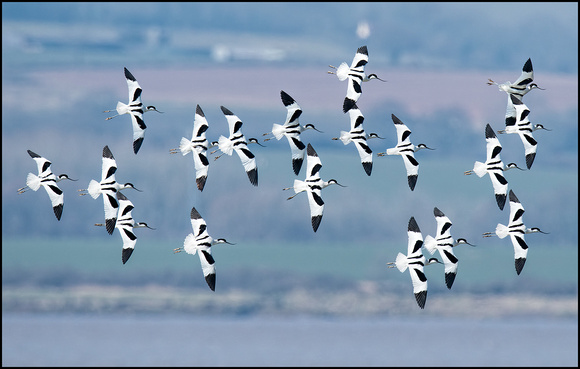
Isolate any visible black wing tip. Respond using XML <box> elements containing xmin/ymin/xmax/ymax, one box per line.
<box><xmin>292</xmin><ymin>158</ymin><xmax>303</xmax><ymax>176</ymax></box>
<box><xmin>123</xmin><ymin>67</ymin><xmax>136</xmax><ymax>81</ymax></box>
<box><xmin>408</xmin><ymin>175</ymin><xmax>418</xmax><ymax>191</ymax></box>
<box><xmin>515</xmin><ymin>257</ymin><xmax>526</xmax><ymax>275</ymax></box>
<box><xmin>496</xmin><ymin>194</ymin><xmax>507</xmax><ymax>211</ymax></box>
<box><xmin>220</xmin><ymin>106</ymin><xmax>233</xmax><ymax>115</ymax></box>
<box><xmin>122</xmin><ymin>248</ymin><xmax>134</xmax><ymax>264</ymax></box>
<box><xmin>103</xmin><ymin>145</ymin><xmax>114</xmax><ymax>159</ymax></box>
<box><xmin>53</xmin><ymin>204</ymin><xmax>63</xmax><ymax>221</ymax></box>
<box><xmin>510</xmin><ymin>94</ymin><xmax>523</xmax><ymax>105</ymax></box>
<box><xmin>414</xmin><ymin>290</ymin><xmax>427</xmax><ymax>309</ymax></box>
<box><xmin>362</xmin><ymin>161</ymin><xmax>372</xmax><ymax>176</ymax></box>
<box><xmin>408</xmin><ymin>217</ymin><xmax>420</xmax><ymax>232</ymax></box>
<box><xmin>190</xmin><ymin>206</ymin><xmax>202</xmax><ymax>220</ymax></box>
<box><xmin>485</xmin><ymin>124</ymin><xmax>497</xmax><ymax>139</ymax></box>
<box><xmin>525</xmin><ymin>153</ymin><xmax>535</xmax><ymax>169</ymax></box>
<box><xmin>133</xmin><ymin>137</ymin><xmax>144</xmax><ymax>154</ymax></box>
<box><xmin>280</xmin><ymin>90</ymin><xmax>295</xmax><ymax>106</ymax></box>
<box><xmin>247</xmin><ymin>168</ymin><xmax>258</xmax><ymax>186</ymax></box>
<box><xmin>196</xmin><ymin>104</ymin><xmax>205</xmax><ymax>117</ymax></box>
<box><xmin>357</xmin><ymin>45</ymin><xmax>368</xmax><ymax>55</ymax></box>
<box><xmin>196</xmin><ymin>176</ymin><xmax>207</xmax><ymax>191</ymax></box>
<box><xmin>205</xmin><ymin>273</ymin><xmax>216</xmax><ymax>291</ymax></box>
<box><xmin>445</xmin><ymin>273</ymin><xmax>456</xmax><ymax>290</ymax></box>
<box><xmin>508</xmin><ymin>189</ymin><xmax>519</xmax><ymax>203</ymax></box>
<box><xmin>306</xmin><ymin>143</ymin><xmax>317</xmax><ymax>157</ymax></box>
<box><xmin>522</xmin><ymin>58</ymin><xmax>533</xmax><ymax>73</ymax></box>
<box><xmin>312</xmin><ymin>215</ymin><xmax>322</xmax><ymax>232</ymax></box>
<box><xmin>343</xmin><ymin>98</ymin><xmax>356</xmax><ymax>113</ymax></box>
<box><xmin>106</xmin><ymin>218</ymin><xmax>116</xmax><ymax>235</ymax></box>
<box><xmin>116</xmin><ymin>191</ymin><xmax>127</xmax><ymax>201</ymax></box>
<box><xmin>433</xmin><ymin>207</ymin><xmax>444</xmax><ymax>217</ymax></box>
<box><xmin>27</xmin><ymin>149</ymin><xmax>41</xmax><ymax>158</ymax></box>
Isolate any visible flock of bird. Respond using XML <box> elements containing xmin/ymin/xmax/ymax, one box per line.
<box><xmin>18</xmin><ymin>47</ymin><xmax>549</xmax><ymax>306</ymax></box>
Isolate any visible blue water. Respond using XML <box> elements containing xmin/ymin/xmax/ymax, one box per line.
<box><xmin>2</xmin><ymin>313</ymin><xmax>577</xmax><ymax>366</ymax></box>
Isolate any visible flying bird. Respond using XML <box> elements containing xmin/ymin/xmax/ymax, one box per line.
<box><xmin>328</xmin><ymin>45</ymin><xmax>385</xmax><ymax>113</ymax></box>
<box><xmin>173</xmin><ymin>206</ymin><xmax>235</xmax><ymax>291</ymax></box>
<box><xmin>95</xmin><ymin>192</ymin><xmax>154</xmax><ymax>264</ymax></box>
<box><xmin>263</xmin><ymin>90</ymin><xmax>322</xmax><ymax>175</ymax></box>
<box><xmin>18</xmin><ymin>150</ymin><xmax>76</xmax><ymax>221</ymax></box>
<box><xmin>104</xmin><ymin>67</ymin><xmax>163</xmax><ymax>154</ymax></box>
<box><xmin>377</xmin><ymin>114</ymin><xmax>433</xmax><ymax>191</ymax></box>
<box><xmin>170</xmin><ymin>104</ymin><xmax>211</xmax><ymax>191</ymax></box>
<box><xmin>497</xmin><ymin>95</ymin><xmax>544</xmax><ymax>169</ymax></box>
<box><xmin>424</xmin><ymin>207</ymin><xmax>475</xmax><ymax>289</ymax></box>
<box><xmin>210</xmin><ymin>106</ymin><xmax>263</xmax><ymax>186</ymax></box>
<box><xmin>387</xmin><ymin>216</ymin><xmax>441</xmax><ymax>309</ymax></box>
<box><xmin>464</xmin><ymin>124</ymin><xmax>524</xmax><ymax>210</ymax></box>
<box><xmin>487</xmin><ymin>58</ymin><xmax>544</xmax><ymax>127</ymax></box>
<box><xmin>482</xmin><ymin>190</ymin><xmax>548</xmax><ymax>275</ymax></box>
<box><xmin>283</xmin><ymin>143</ymin><xmax>346</xmax><ymax>232</ymax></box>
<box><xmin>331</xmin><ymin>102</ymin><xmax>382</xmax><ymax>176</ymax></box>
<box><xmin>78</xmin><ymin>145</ymin><xmax>141</xmax><ymax>235</ymax></box>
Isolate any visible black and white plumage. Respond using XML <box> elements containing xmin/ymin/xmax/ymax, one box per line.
<box><xmin>263</xmin><ymin>90</ymin><xmax>322</xmax><ymax>175</ymax></box>
<box><xmin>483</xmin><ymin>190</ymin><xmax>549</xmax><ymax>275</ymax></box>
<box><xmin>497</xmin><ymin>95</ymin><xmax>541</xmax><ymax>169</ymax></box>
<box><xmin>488</xmin><ymin>58</ymin><xmax>544</xmax><ymax>127</ymax></box>
<box><xmin>377</xmin><ymin>114</ymin><xmax>433</xmax><ymax>191</ymax></box>
<box><xmin>18</xmin><ymin>150</ymin><xmax>76</xmax><ymax>221</ymax></box>
<box><xmin>78</xmin><ymin>145</ymin><xmax>141</xmax><ymax>235</ymax></box>
<box><xmin>95</xmin><ymin>192</ymin><xmax>154</xmax><ymax>264</ymax></box>
<box><xmin>104</xmin><ymin>67</ymin><xmax>163</xmax><ymax>154</ymax></box>
<box><xmin>170</xmin><ymin>104</ymin><xmax>210</xmax><ymax>191</ymax></box>
<box><xmin>283</xmin><ymin>143</ymin><xmax>345</xmax><ymax>232</ymax></box>
<box><xmin>328</xmin><ymin>45</ymin><xmax>385</xmax><ymax>113</ymax></box>
<box><xmin>387</xmin><ymin>217</ymin><xmax>441</xmax><ymax>309</ymax></box>
<box><xmin>464</xmin><ymin>124</ymin><xmax>524</xmax><ymax>211</ymax></box>
<box><xmin>212</xmin><ymin>106</ymin><xmax>260</xmax><ymax>186</ymax></box>
<box><xmin>173</xmin><ymin>206</ymin><xmax>234</xmax><ymax>291</ymax></box>
<box><xmin>424</xmin><ymin>207</ymin><xmax>475</xmax><ymax>289</ymax></box>
<box><xmin>331</xmin><ymin>102</ymin><xmax>382</xmax><ymax>176</ymax></box>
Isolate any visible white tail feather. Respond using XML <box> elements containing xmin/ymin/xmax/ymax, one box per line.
<box><xmin>424</xmin><ymin>235</ymin><xmax>437</xmax><ymax>255</ymax></box>
<box><xmin>179</xmin><ymin>137</ymin><xmax>193</xmax><ymax>155</ymax></box>
<box><xmin>183</xmin><ymin>233</ymin><xmax>198</xmax><ymax>255</ymax></box>
<box><xmin>26</xmin><ymin>173</ymin><xmax>41</xmax><ymax>191</ymax></box>
<box><xmin>271</xmin><ymin>124</ymin><xmax>285</xmax><ymax>140</ymax></box>
<box><xmin>336</xmin><ymin>62</ymin><xmax>350</xmax><ymax>81</ymax></box>
<box><xmin>472</xmin><ymin>161</ymin><xmax>487</xmax><ymax>177</ymax></box>
<box><xmin>395</xmin><ymin>252</ymin><xmax>408</xmax><ymax>273</ymax></box>
<box><xmin>87</xmin><ymin>179</ymin><xmax>101</xmax><ymax>199</ymax></box>
<box><xmin>495</xmin><ymin>223</ymin><xmax>509</xmax><ymax>239</ymax></box>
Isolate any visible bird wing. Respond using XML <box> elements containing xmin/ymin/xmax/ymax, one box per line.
<box><xmin>28</xmin><ymin>150</ymin><xmax>52</xmax><ymax>177</ymax></box>
<box><xmin>407</xmin><ymin>216</ymin><xmax>424</xmax><ymax>258</ymax></box>
<box><xmin>116</xmin><ymin>194</ymin><xmax>137</xmax><ymax>252</ymax></box>
<box><xmin>511</xmin><ymin>95</ymin><xmax>537</xmax><ymax>169</ymax></box>
<box><xmin>192</xmin><ymin>104</ymin><xmax>209</xmax><ymax>140</ymax></box>
<box><xmin>285</xmin><ymin>134</ymin><xmax>306</xmax><ymax>175</ymax></box>
<box><xmin>349</xmin><ymin>45</ymin><xmax>369</xmax><ymax>70</ymax></box>
<box><xmin>306</xmin><ymin>183</ymin><xmax>324</xmax><ymax>232</ymax></box>
<box><xmin>234</xmin><ymin>144</ymin><xmax>258</xmax><ymax>186</ymax></box>
<box><xmin>484</xmin><ymin>124</ymin><xmax>502</xmax><ymax>163</ymax></box>
<box><xmin>305</xmin><ymin>143</ymin><xmax>322</xmax><ymax>181</ymax></box>
<box><xmin>220</xmin><ymin>106</ymin><xmax>244</xmax><ymax>137</ymax></box>
<box><xmin>130</xmin><ymin>110</ymin><xmax>147</xmax><ymax>154</ymax></box>
<box><xmin>512</xmin><ymin>58</ymin><xmax>534</xmax><ymax>87</ymax></box>
<box><xmin>433</xmin><ymin>207</ymin><xmax>453</xmax><ymax>241</ymax></box>
<box><xmin>42</xmin><ymin>180</ymin><xmax>64</xmax><ymax>221</ymax></box>
<box><xmin>348</xmin><ymin>104</ymin><xmax>365</xmax><ymax>131</ymax></box>
<box><xmin>392</xmin><ymin>114</ymin><xmax>412</xmax><ymax>147</ymax></box>
<box><xmin>101</xmin><ymin>146</ymin><xmax>117</xmax><ymax>182</ymax></box>
<box><xmin>353</xmin><ymin>137</ymin><xmax>373</xmax><ymax>174</ymax></box>
<box><xmin>280</xmin><ymin>90</ymin><xmax>302</xmax><ymax>125</ymax></box>
<box><xmin>124</xmin><ymin>67</ymin><xmax>143</xmax><ymax>105</ymax></box>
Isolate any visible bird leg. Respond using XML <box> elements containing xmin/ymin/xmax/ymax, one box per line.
<box><xmin>487</xmin><ymin>79</ymin><xmax>497</xmax><ymax>86</ymax></box>
<box><xmin>169</xmin><ymin>148</ymin><xmax>180</xmax><ymax>154</ymax></box>
<box><xmin>173</xmin><ymin>247</ymin><xmax>183</xmax><ymax>254</ymax></box>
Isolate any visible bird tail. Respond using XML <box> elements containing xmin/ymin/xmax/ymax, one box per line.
<box><xmin>183</xmin><ymin>233</ymin><xmax>197</xmax><ymax>255</ymax></box>
<box><xmin>179</xmin><ymin>137</ymin><xmax>193</xmax><ymax>155</ymax></box>
<box><xmin>394</xmin><ymin>252</ymin><xmax>408</xmax><ymax>273</ymax></box>
<box><xmin>339</xmin><ymin>131</ymin><xmax>350</xmax><ymax>145</ymax></box>
<box><xmin>25</xmin><ymin>173</ymin><xmax>41</xmax><ymax>191</ymax></box>
<box><xmin>423</xmin><ymin>235</ymin><xmax>437</xmax><ymax>255</ymax></box>
<box><xmin>271</xmin><ymin>124</ymin><xmax>285</xmax><ymax>140</ymax></box>
<box><xmin>218</xmin><ymin>135</ymin><xmax>234</xmax><ymax>156</ymax></box>
<box><xmin>87</xmin><ymin>180</ymin><xmax>101</xmax><ymax>199</ymax></box>
<box><xmin>115</xmin><ymin>101</ymin><xmax>128</xmax><ymax>115</ymax></box>
<box><xmin>336</xmin><ymin>62</ymin><xmax>350</xmax><ymax>81</ymax></box>
<box><xmin>495</xmin><ymin>223</ymin><xmax>509</xmax><ymax>239</ymax></box>
<box><xmin>472</xmin><ymin>161</ymin><xmax>487</xmax><ymax>177</ymax></box>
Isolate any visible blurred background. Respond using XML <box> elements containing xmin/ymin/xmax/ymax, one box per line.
<box><xmin>2</xmin><ymin>2</ymin><xmax>578</xmax><ymax>365</ymax></box>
